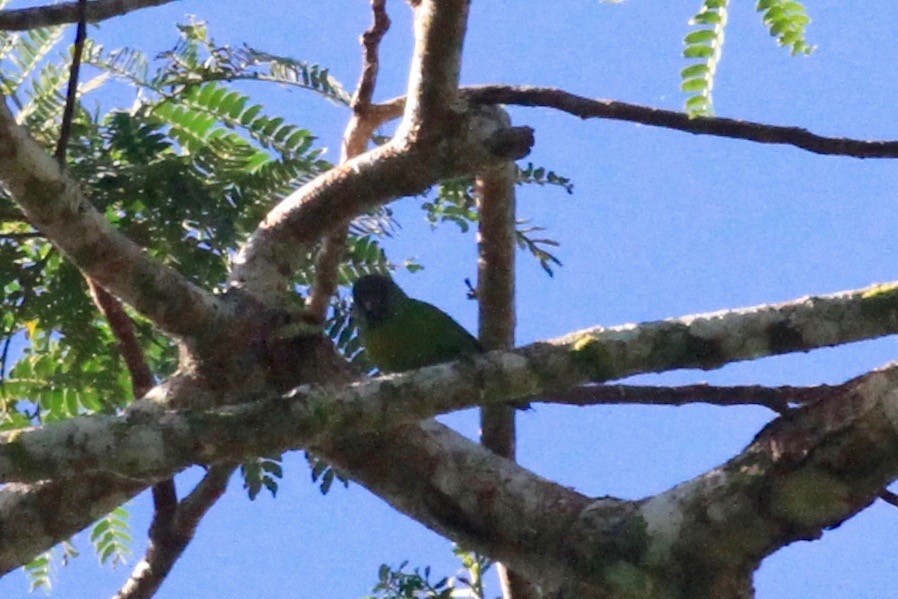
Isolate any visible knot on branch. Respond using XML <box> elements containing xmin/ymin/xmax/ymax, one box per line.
<box><xmin>448</xmin><ymin>104</ymin><xmax>534</xmax><ymax>172</ymax></box>
<box><xmin>484</xmin><ymin>126</ymin><xmax>536</xmax><ymax>161</ymax></box>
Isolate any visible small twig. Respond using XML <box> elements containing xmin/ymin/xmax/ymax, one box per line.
<box><xmin>541</xmin><ymin>382</ymin><xmax>846</xmax><ymax>414</ymax></box>
<box><xmin>114</xmin><ymin>465</ymin><xmax>234</xmax><ymax>599</ymax></box>
<box><xmin>352</xmin><ymin>0</ymin><xmax>390</xmax><ymax>111</ymax></box>
<box><xmin>879</xmin><ymin>489</ymin><xmax>898</xmax><ymax>508</ymax></box>
<box><xmin>53</xmin><ymin>0</ymin><xmax>88</xmax><ymax>164</ymax></box>
<box><xmin>0</xmin><ymin>231</ymin><xmax>41</xmax><ymax>240</ymax></box>
<box><xmin>0</xmin><ymin>332</ymin><xmax>12</xmax><ymax>383</ymax></box>
<box><xmin>304</xmin><ymin>0</ymin><xmax>391</xmax><ymax>325</ymax></box>
<box><xmin>0</xmin><ymin>0</ymin><xmax>177</xmax><ymax>31</ymax></box>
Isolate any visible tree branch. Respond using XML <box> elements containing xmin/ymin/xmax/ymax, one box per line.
<box><xmin>5</xmin><ymin>281</ymin><xmax>898</xmax><ymax>484</ymax></box>
<box><xmin>372</xmin><ymin>85</ymin><xmax>898</xmax><ymax>159</ymax></box>
<box><xmin>477</xmin><ymin>109</ymin><xmax>518</xmax><ymax>460</ymax></box>
<box><xmin>545</xmin><ymin>382</ymin><xmax>844</xmax><ymax>413</ymax></box>
<box><xmin>0</xmin><ymin>0</ymin><xmax>180</xmax><ymax>31</ymax></box>
<box><xmin>0</xmin><ymin>96</ymin><xmax>228</xmax><ymax>341</ymax></box>
<box><xmin>230</xmin><ymin>116</ymin><xmax>532</xmax><ymax>302</ymax></box>
<box><xmin>0</xmin><ymin>475</ymin><xmax>145</xmax><ymax>575</ymax></box>
<box><xmin>463</xmin><ymin>85</ymin><xmax>898</xmax><ymax>159</ymax></box>
<box><xmin>4</xmin><ymin>281</ymin><xmax>898</xmax><ymax>575</ymax></box>
<box><xmin>113</xmin><ymin>465</ymin><xmax>233</xmax><ymax>599</ymax></box>
<box><xmin>475</xmin><ymin>108</ymin><xmax>536</xmax><ymax>599</ymax></box>
<box><xmin>231</xmin><ymin>0</ymin><xmax>531</xmax><ymax>303</ymax></box>
<box><xmin>326</xmin><ymin>362</ymin><xmax>898</xmax><ymax>596</ymax></box>
<box><xmin>396</xmin><ymin>0</ymin><xmax>470</xmax><ymax>138</ymax></box>
<box><xmin>304</xmin><ymin>0</ymin><xmax>390</xmax><ymax>325</ymax></box>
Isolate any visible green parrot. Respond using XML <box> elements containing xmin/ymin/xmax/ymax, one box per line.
<box><xmin>351</xmin><ymin>274</ymin><xmax>483</xmax><ymax>373</ymax></box>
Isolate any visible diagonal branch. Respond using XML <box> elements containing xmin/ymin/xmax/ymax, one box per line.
<box><xmin>230</xmin><ymin>116</ymin><xmax>532</xmax><ymax>302</ymax></box>
<box><xmin>0</xmin><ymin>475</ymin><xmax>145</xmax><ymax>575</ymax></box>
<box><xmin>4</xmin><ymin>281</ymin><xmax>898</xmax><ymax>575</ymax></box>
<box><xmin>304</xmin><ymin>0</ymin><xmax>391</xmax><ymax>325</ymax></box>
<box><xmin>323</xmin><ymin>360</ymin><xmax>898</xmax><ymax>596</ymax></box>
<box><xmin>113</xmin><ymin>465</ymin><xmax>233</xmax><ymax>599</ymax></box>
<box><xmin>5</xmin><ymin>281</ymin><xmax>898</xmax><ymax>485</ymax></box>
<box><xmin>0</xmin><ymin>97</ymin><xmax>227</xmax><ymax>341</ymax></box>
<box><xmin>0</xmin><ymin>0</ymin><xmax>180</xmax><ymax>31</ymax></box>
<box><xmin>396</xmin><ymin>0</ymin><xmax>471</xmax><ymax>138</ymax></box>
<box><xmin>233</xmin><ymin>0</ymin><xmax>530</xmax><ymax>304</ymax></box>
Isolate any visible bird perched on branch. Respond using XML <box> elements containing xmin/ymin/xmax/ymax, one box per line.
<box><xmin>351</xmin><ymin>274</ymin><xmax>482</xmax><ymax>373</ymax></box>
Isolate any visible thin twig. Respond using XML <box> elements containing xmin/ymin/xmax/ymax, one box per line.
<box><xmin>305</xmin><ymin>0</ymin><xmax>391</xmax><ymax>324</ymax></box>
<box><xmin>53</xmin><ymin>0</ymin><xmax>88</xmax><ymax>164</ymax></box>
<box><xmin>0</xmin><ymin>0</ymin><xmax>178</xmax><ymax>31</ymax></box>
<box><xmin>0</xmin><ymin>333</ymin><xmax>12</xmax><ymax>383</ymax></box>
<box><xmin>879</xmin><ymin>489</ymin><xmax>898</xmax><ymax>508</ymax></box>
<box><xmin>86</xmin><ymin>282</ymin><xmax>154</xmax><ymax>393</ymax></box>
<box><xmin>0</xmin><ymin>231</ymin><xmax>41</xmax><ymax>240</ymax></box>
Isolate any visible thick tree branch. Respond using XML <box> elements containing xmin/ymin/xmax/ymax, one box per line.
<box><xmin>3</xmin><ymin>281</ymin><xmax>898</xmax><ymax>576</ymax></box>
<box><xmin>231</xmin><ymin>118</ymin><xmax>532</xmax><ymax>302</ymax></box>
<box><xmin>5</xmin><ymin>281</ymin><xmax>898</xmax><ymax>484</ymax></box>
<box><xmin>2</xmin><ymin>361</ymin><xmax>897</xmax><ymax>594</ymax></box>
<box><xmin>397</xmin><ymin>0</ymin><xmax>470</xmax><ymax>138</ymax></box>
<box><xmin>0</xmin><ymin>97</ymin><xmax>227</xmax><ymax>340</ymax></box>
<box><xmin>0</xmin><ymin>0</ymin><xmax>179</xmax><ymax>31</ymax></box>
<box><xmin>328</xmin><ymin>362</ymin><xmax>898</xmax><ymax>597</ymax></box>
<box><xmin>631</xmin><ymin>363</ymin><xmax>898</xmax><ymax>596</ymax></box>
<box><xmin>0</xmin><ymin>475</ymin><xmax>145</xmax><ymax>575</ymax></box>
<box><xmin>232</xmin><ymin>0</ymin><xmax>529</xmax><ymax>303</ymax></box>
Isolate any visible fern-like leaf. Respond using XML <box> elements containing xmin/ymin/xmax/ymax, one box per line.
<box><xmin>756</xmin><ymin>0</ymin><xmax>815</xmax><ymax>55</ymax></box>
<box><xmin>82</xmin><ymin>40</ymin><xmax>151</xmax><ymax>87</ymax></box>
<box><xmin>90</xmin><ymin>506</ymin><xmax>132</xmax><ymax>567</ymax></box>
<box><xmin>0</xmin><ymin>25</ymin><xmax>65</xmax><ymax>96</ymax></box>
<box><xmin>682</xmin><ymin>0</ymin><xmax>729</xmax><ymax>117</ymax></box>
<box><xmin>24</xmin><ymin>551</ymin><xmax>53</xmax><ymax>594</ymax></box>
<box><xmin>517</xmin><ymin>162</ymin><xmax>574</xmax><ymax>194</ymax></box>
<box><xmin>241</xmin><ymin>456</ymin><xmax>283</xmax><ymax>500</ymax></box>
<box><xmin>163</xmin><ymin>82</ymin><xmax>315</xmax><ymax>158</ymax></box>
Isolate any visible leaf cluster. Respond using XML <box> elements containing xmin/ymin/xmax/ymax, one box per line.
<box><xmin>680</xmin><ymin>0</ymin><xmax>814</xmax><ymax>116</ymax></box>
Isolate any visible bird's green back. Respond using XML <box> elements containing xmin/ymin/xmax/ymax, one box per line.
<box><xmin>358</xmin><ymin>296</ymin><xmax>481</xmax><ymax>373</ymax></box>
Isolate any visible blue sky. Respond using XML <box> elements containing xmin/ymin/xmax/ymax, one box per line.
<box><xmin>3</xmin><ymin>0</ymin><xmax>898</xmax><ymax>597</ymax></box>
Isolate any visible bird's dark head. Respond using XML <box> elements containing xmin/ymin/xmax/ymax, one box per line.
<box><xmin>352</xmin><ymin>274</ymin><xmax>406</xmax><ymax>324</ymax></box>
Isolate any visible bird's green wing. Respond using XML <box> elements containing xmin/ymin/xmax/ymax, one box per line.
<box><xmin>359</xmin><ymin>297</ymin><xmax>481</xmax><ymax>373</ymax></box>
